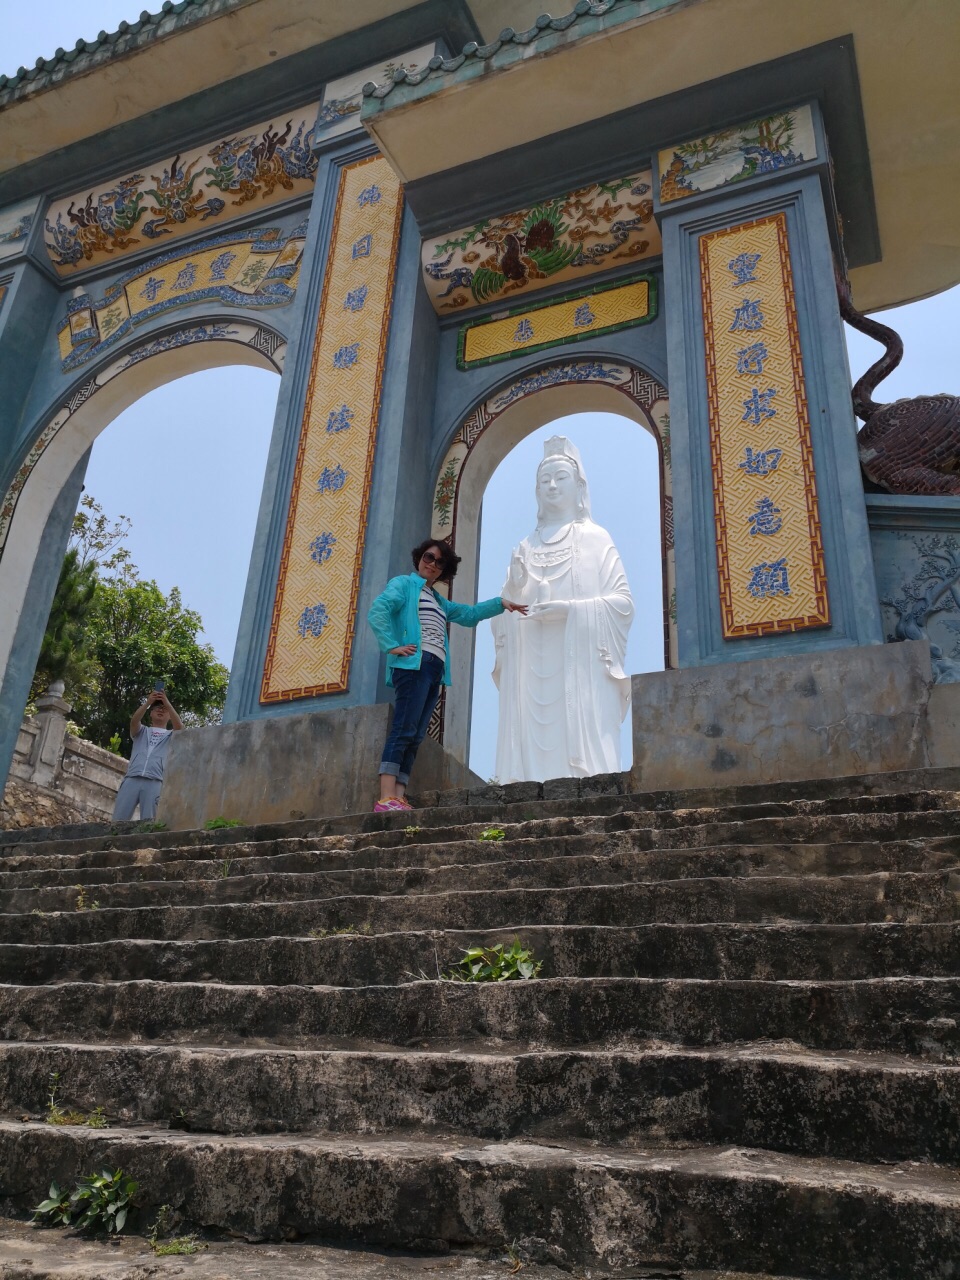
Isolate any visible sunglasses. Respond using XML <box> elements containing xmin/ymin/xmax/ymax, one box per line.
<box><xmin>421</xmin><ymin>551</ymin><xmax>445</xmax><ymax>567</ymax></box>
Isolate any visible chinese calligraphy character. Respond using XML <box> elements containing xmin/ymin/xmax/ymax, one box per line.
<box><xmin>747</xmin><ymin>496</ymin><xmax>783</xmax><ymax>536</ymax></box>
<box><xmin>728</xmin><ymin>252</ymin><xmax>761</xmax><ymax>285</ymax></box>
<box><xmin>210</xmin><ymin>251</ymin><xmax>237</xmax><ymax>281</ymax></box>
<box><xmin>747</xmin><ymin>558</ymin><xmax>790</xmax><ymax>598</ymax></box>
<box><xmin>357</xmin><ymin>185</ymin><xmax>382</xmax><ymax>207</ymax></box>
<box><xmin>735</xmin><ymin>341</ymin><xmax>769</xmax><ymax>377</ymax></box>
<box><xmin>343</xmin><ymin>285</ymin><xmax>368</xmax><ymax>312</ymax></box>
<box><xmin>741</xmin><ymin>387</ymin><xmax>778</xmax><ymax>425</ymax></box>
<box><xmin>317</xmin><ymin>464</ymin><xmax>348</xmax><ymax>493</ymax></box>
<box><xmin>297</xmin><ymin>602</ymin><xmax>330</xmax><ymax>638</ymax></box>
<box><xmin>352</xmin><ymin>234</ymin><xmax>373</xmax><ymax>259</ymax></box>
<box><xmin>140</xmin><ymin>276</ymin><xmax>164</xmax><ymax>302</ymax></box>
<box><xmin>513</xmin><ymin>318</ymin><xmax>534</xmax><ymax>343</ymax></box>
<box><xmin>326</xmin><ymin>405</ymin><xmax>354</xmax><ymax>433</ymax></box>
<box><xmin>309</xmin><ymin>531</ymin><xmax>337</xmax><ymax>564</ymax></box>
<box><xmin>730</xmin><ymin>298</ymin><xmax>764</xmax><ymax>332</ymax></box>
<box><xmin>573</xmin><ymin>302</ymin><xmax>596</xmax><ymax>328</ymax></box>
<box><xmin>738</xmin><ymin>447</ymin><xmax>783</xmax><ymax>477</ymax></box>
<box><xmin>333</xmin><ymin>343</ymin><xmax>359</xmax><ymax>369</ymax></box>
<box><xmin>171</xmin><ymin>263</ymin><xmax>198</xmax><ymax>291</ymax></box>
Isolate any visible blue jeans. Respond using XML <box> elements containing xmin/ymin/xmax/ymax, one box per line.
<box><xmin>379</xmin><ymin>652</ymin><xmax>444</xmax><ymax>785</ymax></box>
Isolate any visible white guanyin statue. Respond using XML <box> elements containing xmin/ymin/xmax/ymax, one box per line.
<box><xmin>491</xmin><ymin>436</ymin><xmax>634</xmax><ymax>782</ymax></box>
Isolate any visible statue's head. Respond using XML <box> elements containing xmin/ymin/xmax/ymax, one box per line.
<box><xmin>536</xmin><ymin>436</ymin><xmax>590</xmax><ymax>525</ymax></box>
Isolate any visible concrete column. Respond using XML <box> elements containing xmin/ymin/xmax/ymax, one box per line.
<box><xmin>31</xmin><ymin>681</ymin><xmax>71</xmax><ymax>789</ymax></box>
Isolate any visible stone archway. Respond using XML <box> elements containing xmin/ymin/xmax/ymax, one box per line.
<box><xmin>0</xmin><ymin>318</ymin><xmax>286</xmax><ymax>711</ymax></box>
<box><xmin>427</xmin><ymin>357</ymin><xmax>672</xmax><ymax>763</ymax></box>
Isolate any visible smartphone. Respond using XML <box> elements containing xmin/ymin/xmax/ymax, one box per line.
<box><xmin>153</xmin><ymin>680</ymin><xmax>165</xmax><ymax>692</ymax></box>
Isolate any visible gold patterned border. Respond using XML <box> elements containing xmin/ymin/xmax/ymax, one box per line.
<box><xmin>700</xmin><ymin>212</ymin><xmax>828</xmax><ymax>637</ymax></box>
<box><xmin>260</xmin><ymin>155</ymin><xmax>404</xmax><ymax>702</ymax></box>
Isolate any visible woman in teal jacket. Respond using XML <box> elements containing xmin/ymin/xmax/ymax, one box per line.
<box><xmin>368</xmin><ymin>537</ymin><xmax>526</xmax><ymax>812</ymax></box>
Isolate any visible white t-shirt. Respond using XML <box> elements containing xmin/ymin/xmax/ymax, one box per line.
<box><xmin>418</xmin><ymin>585</ymin><xmax>447</xmax><ymax>661</ymax></box>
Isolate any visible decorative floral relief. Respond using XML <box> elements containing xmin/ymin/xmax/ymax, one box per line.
<box><xmin>44</xmin><ymin>106</ymin><xmax>319</xmax><ymax>274</ymax></box>
<box><xmin>881</xmin><ymin>535</ymin><xmax>960</xmax><ymax>683</ymax></box>
<box><xmin>421</xmin><ymin>171</ymin><xmax>660</xmax><ymax>313</ymax></box>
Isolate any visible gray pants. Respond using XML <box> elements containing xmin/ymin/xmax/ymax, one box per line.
<box><xmin>112</xmin><ymin>776</ymin><xmax>163</xmax><ymax>821</ymax></box>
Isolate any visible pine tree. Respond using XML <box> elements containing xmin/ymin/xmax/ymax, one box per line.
<box><xmin>31</xmin><ymin>547</ymin><xmax>98</xmax><ymax>699</ymax></box>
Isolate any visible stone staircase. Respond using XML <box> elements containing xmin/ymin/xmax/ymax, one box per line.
<box><xmin>1</xmin><ymin>768</ymin><xmax>959</xmax><ymax>1278</ymax></box>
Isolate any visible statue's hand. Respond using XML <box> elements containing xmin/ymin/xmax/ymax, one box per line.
<box><xmin>527</xmin><ymin>600</ymin><xmax>570</xmax><ymax>621</ymax></box>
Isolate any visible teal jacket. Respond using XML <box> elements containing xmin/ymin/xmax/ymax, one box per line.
<box><xmin>368</xmin><ymin>572</ymin><xmax>505</xmax><ymax>686</ymax></box>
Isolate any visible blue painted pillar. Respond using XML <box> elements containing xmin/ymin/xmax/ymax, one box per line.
<box><xmin>658</xmin><ymin>103</ymin><xmax>882</xmax><ymax>667</ymax></box>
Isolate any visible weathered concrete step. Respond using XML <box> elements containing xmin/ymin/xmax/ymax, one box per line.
<box><xmin>3</xmin><ymin>783</ymin><xmax>959</xmax><ymax>867</ymax></box>
<box><xmin>0</xmin><ymin>1220</ymin><xmax>810</xmax><ymax>1280</ymax></box>
<box><xmin>5</xmin><ymin>871</ymin><xmax>960</xmax><ymax>945</ymax></box>
<box><xmin>5</xmin><ymin>830</ymin><xmax>960</xmax><ymax>898</ymax></box>
<box><xmin>2</xmin><ymin>1122</ymin><xmax>957</xmax><ymax>1278</ymax></box>
<box><xmin>5</xmin><ymin>922</ymin><xmax>960</xmax><ymax>987</ymax></box>
<box><xmin>3</xmin><ymin>977</ymin><xmax>959</xmax><ymax>1060</ymax></box>
<box><xmin>2</xmin><ymin>1040</ymin><xmax>957</xmax><ymax>1165</ymax></box>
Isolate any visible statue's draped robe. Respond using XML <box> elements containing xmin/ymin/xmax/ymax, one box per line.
<box><xmin>492</xmin><ymin>520</ymin><xmax>634</xmax><ymax>782</ymax></box>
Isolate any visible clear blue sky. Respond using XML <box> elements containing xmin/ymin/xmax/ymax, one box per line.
<box><xmin>6</xmin><ymin>6</ymin><xmax>959</xmax><ymax>780</ymax></box>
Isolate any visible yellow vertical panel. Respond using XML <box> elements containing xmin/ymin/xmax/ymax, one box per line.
<box><xmin>261</xmin><ymin>155</ymin><xmax>403</xmax><ymax>700</ymax></box>
<box><xmin>700</xmin><ymin>213</ymin><xmax>828</xmax><ymax>637</ymax></box>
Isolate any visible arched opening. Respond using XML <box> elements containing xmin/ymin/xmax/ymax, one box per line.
<box><xmin>470</xmin><ymin>411</ymin><xmax>664</xmax><ymax>781</ymax></box>
<box><xmin>429</xmin><ymin>358</ymin><xmax>671</xmax><ymax>772</ymax></box>
<box><xmin>0</xmin><ymin>322</ymin><xmax>285</xmax><ymax>738</ymax></box>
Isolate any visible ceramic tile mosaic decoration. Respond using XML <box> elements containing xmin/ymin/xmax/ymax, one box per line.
<box><xmin>260</xmin><ymin>155</ymin><xmax>404</xmax><ymax>702</ymax></box>
<box><xmin>56</xmin><ymin>222</ymin><xmax>307</xmax><ymax>371</ymax></box>
<box><xmin>699</xmin><ymin>211</ymin><xmax>829</xmax><ymax>637</ymax></box>
<box><xmin>659</xmin><ymin>106</ymin><xmax>817</xmax><ymax>204</ymax></box>
<box><xmin>0</xmin><ymin>199</ymin><xmax>36</xmax><ymax>261</ymax></box>
<box><xmin>422</xmin><ymin>171</ymin><xmax>660</xmax><ymax>313</ymax></box>
<box><xmin>317</xmin><ymin>45</ymin><xmax>436</xmax><ymax>141</ymax></box>
<box><xmin>43</xmin><ymin>105</ymin><xmax>319</xmax><ymax>275</ymax></box>
<box><xmin>457</xmin><ymin>275</ymin><xmax>656</xmax><ymax>369</ymax></box>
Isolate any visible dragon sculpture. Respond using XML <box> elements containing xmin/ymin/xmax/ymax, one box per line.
<box><xmin>837</xmin><ymin>273</ymin><xmax>960</xmax><ymax>494</ymax></box>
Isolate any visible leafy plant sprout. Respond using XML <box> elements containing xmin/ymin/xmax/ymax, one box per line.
<box><xmin>74</xmin><ymin>885</ymin><xmax>100</xmax><ymax>911</ymax></box>
<box><xmin>446</xmin><ymin>939</ymin><xmax>542</xmax><ymax>982</ymax></box>
<box><xmin>148</xmin><ymin>1204</ymin><xmax>204</xmax><ymax>1256</ymax></box>
<box><xmin>216</xmin><ymin>857</ymin><xmax>233</xmax><ymax>879</ymax></box>
<box><xmin>204</xmin><ymin>816</ymin><xmax>243</xmax><ymax>830</ymax></box>
<box><xmin>32</xmin><ymin>1168</ymin><xmax>137</xmax><ymax>1234</ymax></box>
<box><xmin>479</xmin><ymin>827</ymin><xmax>506</xmax><ymax>842</ymax></box>
<box><xmin>45</xmin><ymin>1071</ymin><xmax>108</xmax><ymax>1128</ymax></box>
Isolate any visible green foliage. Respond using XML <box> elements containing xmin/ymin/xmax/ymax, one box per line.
<box><xmin>204</xmin><ymin>816</ymin><xmax>243</xmax><ymax>831</ymax></box>
<box><xmin>107</xmin><ymin>733</ymin><xmax>123</xmax><ymax>755</ymax></box>
<box><xmin>31</xmin><ymin>547</ymin><xmax>99</xmax><ymax>701</ymax></box>
<box><xmin>71</xmin><ymin>577</ymin><xmax>228</xmax><ymax>749</ymax></box>
<box><xmin>32</xmin><ymin>1168</ymin><xmax>137</xmax><ymax>1234</ymax></box>
<box><xmin>309</xmin><ymin>924</ymin><xmax>371</xmax><ymax>939</ymax></box>
<box><xmin>44</xmin><ymin>1072</ymin><xmax>107</xmax><ymax>1128</ymax></box>
<box><xmin>479</xmin><ymin>827</ymin><xmax>506</xmax><ymax>841</ymax></box>
<box><xmin>148</xmin><ymin>1204</ymin><xmax>204</xmax><ymax>1256</ymax></box>
<box><xmin>447</xmin><ymin>939</ymin><xmax>542</xmax><ymax>983</ymax></box>
<box><xmin>74</xmin><ymin>886</ymin><xmax>100</xmax><ymax>911</ymax></box>
<box><xmin>141</xmin><ymin>820</ymin><xmax>167</xmax><ymax>833</ymax></box>
<box><xmin>216</xmin><ymin>857</ymin><xmax>234</xmax><ymax>878</ymax></box>
<box><xmin>31</xmin><ymin>1182</ymin><xmax>73</xmax><ymax>1227</ymax></box>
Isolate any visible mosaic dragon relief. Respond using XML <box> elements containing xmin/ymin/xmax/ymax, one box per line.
<box><xmin>44</xmin><ymin>106</ymin><xmax>319</xmax><ymax>275</ymax></box>
<box><xmin>421</xmin><ymin>171</ymin><xmax>660</xmax><ymax>313</ymax></box>
<box><xmin>56</xmin><ymin>222</ymin><xmax>307</xmax><ymax>371</ymax></box>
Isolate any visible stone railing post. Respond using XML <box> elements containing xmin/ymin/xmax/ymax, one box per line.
<box><xmin>31</xmin><ymin>680</ymin><xmax>71</xmax><ymax>789</ymax></box>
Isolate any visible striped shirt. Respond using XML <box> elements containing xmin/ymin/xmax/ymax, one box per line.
<box><xmin>418</xmin><ymin>585</ymin><xmax>447</xmax><ymax>660</ymax></box>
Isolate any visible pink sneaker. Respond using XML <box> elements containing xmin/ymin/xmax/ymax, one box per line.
<box><xmin>374</xmin><ymin>798</ymin><xmax>405</xmax><ymax>813</ymax></box>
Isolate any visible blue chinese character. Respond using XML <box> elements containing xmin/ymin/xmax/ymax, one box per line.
<box><xmin>738</xmin><ymin>447</ymin><xmax>783</xmax><ymax>477</ymax></box>
<box><xmin>730</xmin><ymin>298</ymin><xmax>764</xmax><ymax>332</ymax></box>
<box><xmin>728</xmin><ymin>252</ymin><xmax>761</xmax><ymax>286</ymax></box>
<box><xmin>735</xmin><ymin>341</ymin><xmax>769</xmax><ymax>377</ymax></box>
<box><xmin>747</xmin><ymin>496</ymin><xmax>783</xmax><ymax>536</ymax></box>
<box><xmin>352</xmin><ymin>234</ymin><xmax>373</xmax><ymax>259</ymax></box>
<box><xmin>297</xmin><ymin>602</ymin><xmax>330</xmax><ymax>638</ymax></box>
<box><xmin>333</xmin><ymin>343</ymin><xmax>359</xmax><ymax>369</ymax></box>
<box><xmin>326</xmin><ymin>405</ymin><xmax>354</xmax><ymax>433</ymax></box>
<box><xmin>140</xmin><ymin>276</ymin><xmax>164</xmax><ymax>302</ymax></box>
<box><xmin>513</xmin><ymin>318</ymin><xmax>534</xmax><ymax>343</ymax></box>
<box><xmin>171</xmin><ymin>263</ymin><xmax>198</xmax><ymax>291</ymax></box>
<box><xmin>741</xmin><ymin>387</ymin><xmax>778</xmax><ymax>425</ymax></box>
<box><xmin>358</xmin><ymin>185</ymin><xmax>382</xmax><ymax>207</ymax></box>
<box><xmin>573</xmin><ymin>302</ymin><xmax>596</xmax><ymax>328</ymax></box>
<box><xmin>210</xmin><ymin>251</ymin><xmax>237</xmax><ymax>281</ymax></box>
<box><xmin>309</xmin><ymin>531</ymin><xmax>337</xmax><ymax>564</ymax></box>
<box><xmin>747</xmin><ymin>558</ymin><xmax>790</xmax><ymax>599</ymax></box>
<box><xmin>317</xmin><ymin>464</ymin><xmax>348</xmax><ymax>493</ymax></box>
<box><xmin>343</xmin><ymin>285</ymin><xmax>368</xmax><ymax>312</ymax></box>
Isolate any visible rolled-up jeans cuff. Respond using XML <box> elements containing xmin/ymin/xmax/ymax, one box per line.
<box><xmin>379</xmin><ymin>761</ymin><xmax>401</xmax><ymax>779</ymax></box>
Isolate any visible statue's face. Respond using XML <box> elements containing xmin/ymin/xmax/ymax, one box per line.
<box><xmin>537</xmin><ymin>459</ymin><xmax>580</xmax><ymax>519</ymax></box>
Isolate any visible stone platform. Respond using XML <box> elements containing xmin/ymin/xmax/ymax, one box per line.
<box><xmin>1</xmin><ymin>767</ymin><xmax>959</xmax><ymax>1276</ymax></box>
